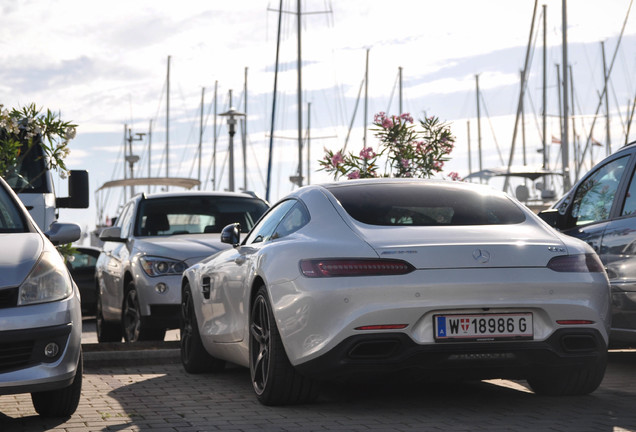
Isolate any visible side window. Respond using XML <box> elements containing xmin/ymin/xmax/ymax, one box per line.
<box><xmin>244</xmin><ymin>199</ymin><xmax>297</xmax><ymax>245</ymax></box>
<box><xmin>570</xmin><ymin>156</ymin><xmax>628</xmax><ymax>226</ymax></box>
<box><xmin>621</xmin><ymin>166</ymin><xmax>636</xmax><ymax>216</ymax></box>
<box><xmin>271</xmin><ymin>202</ymin><xmax>310</xmax><ymax>240</ymax></box>
<box><xmin>118</xmin><ymin>203</ymin><xmax>135</xmax><ymax>239</ymax></box>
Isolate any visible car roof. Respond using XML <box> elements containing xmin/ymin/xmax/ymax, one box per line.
<box><xmin>317</xmin><ymin>177</ymin><xmax>505</xmax><ymax>195</ymax></box>
<box><xmin>132</xmin><ymin>190</ymin><xmax>265</xmax><ymax>202</ymax></box>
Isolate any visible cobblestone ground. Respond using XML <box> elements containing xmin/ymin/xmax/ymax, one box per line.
<box><xmin>1</xmin><ymin>352</ymin><xmax>635</xmax><ymax>432</ymax></box>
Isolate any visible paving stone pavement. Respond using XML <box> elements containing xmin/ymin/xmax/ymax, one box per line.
<box><xmin>1</xmin><ymin>350</ymin><xmax>635</xmax><ymax>432</ymax></box>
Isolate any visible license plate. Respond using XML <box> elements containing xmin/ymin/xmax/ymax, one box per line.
<box><xmin>434</xmin><ymin>313</ymin><xmax>533</xmax><ymax>341</ymax></box>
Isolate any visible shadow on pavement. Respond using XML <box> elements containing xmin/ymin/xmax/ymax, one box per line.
<box><xmin>1</xmin><ymin>351</ymin><xmax>635</xmax><ymax>431</ymax></box>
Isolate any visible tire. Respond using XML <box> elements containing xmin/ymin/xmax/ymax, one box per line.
<box><xmin>249</xmin><ymin>286</ymin><xmax>319</xmax><ymax>405</ymax></box>
<box><xmin>180</xmin><ymin>282</ymin><xmax>225</xmax><ymax>373</ymax></box>
<box><xmin>96</xmin><ymin>289</ymin><xmax>122</xmax><ymax>343</ymax></box>
<box><xmin>31</xmin><ymin>352</ymin><xmax>83</xmax><ymax>418</ymax></box>
<box><xmin>122</xmin><ymin>284</ymin><xmax>166</xmax><ymax>342</ymax></box>
<box><xmin>527</xmin><ymin>352</ymin><xmax>607</xmax><ymax>396</ymax></box>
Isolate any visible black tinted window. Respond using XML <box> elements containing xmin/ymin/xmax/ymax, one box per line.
<box><xmin>0</xmin><ymin>186</ymin><xmax>27</xmax><ymax>232</ymax></box>
<box><xmin>326</xmin><ymin>182</ymin><xmax>525</xmax><ymax>226</ymax></box>
<box><xmin>4</xmin><ymin>143</ymin><xmax>48</xmax><ymax>193</ymax></box>
<box><xmin>244</xmin><ymin>199</ymin><xmax>297</xmax><ymax>244</ymax></box>
<box><xmin>570</xmin><ymin>156</ymin><xmax>627</xmax><ymax>226</ymax></box>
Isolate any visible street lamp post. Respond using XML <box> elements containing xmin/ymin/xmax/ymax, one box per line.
<box><xmin>219</xmin><ymin>107</ymin><xmax>246</xmax><ymax>192</ymax></box>
<box><xmin>126</xmin><ymin>128</ymin><xmax>145</xmax><ymax>196</ymax></box>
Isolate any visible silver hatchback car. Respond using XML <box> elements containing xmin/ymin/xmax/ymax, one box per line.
<box><xmin>96</xmin><ymin>191</ymin><xmax>269</xmax><ymax>343</ymax></box>
<box><xmin>0</xmin><ymin>176</ymin><xmax>83</xmax><ymax>417</ymax></box>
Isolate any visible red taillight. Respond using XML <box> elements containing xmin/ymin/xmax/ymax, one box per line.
<box><xmin>547</xmin><ymin>253</ymin><xmax>605</xmax><ymax>273</ymax></box>
<box><xmin>299</xmin><ymin>259</ymin><xmax>415</xmax><ymax>277</ymax></box>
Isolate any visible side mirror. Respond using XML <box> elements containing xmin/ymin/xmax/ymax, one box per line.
<box><xmin>99</xmin><ymin>226</ymin><xmax>125</xmax><ymax>243</ymax></box>
<box><xmin>538</xmin><ymin>208</ymin><xmax>559</xmax><ymax>228</ymax></box>
<box><xmin>221</xmin><ymin>223</ymin><xmax>240</xmax><ymax>247</ymax></box>
<box><xmin>45</xmin><ymin>221</ymin><xmax>81</xmax><ymax>245</ymax></box>
<box><xmin>56</xmin><ymin>170</ymin><xmax>89</xmax><ymax>209</ymax></box>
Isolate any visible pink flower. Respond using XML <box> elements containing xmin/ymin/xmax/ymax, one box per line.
<box><xmin>374</xmin><ymin>112</ymin><xmax>386</xmax><ymax>123</ymax></box>
<box><xmin>401</xmin><ymin>158</ymin><xmax>410</xmax><ymax>169</ymax></box>
<box><xmin>331</xmin><ymin>151</ymin><xmax>344</xmax><ymax>167</ymax></box>
<box><xmin>400</xmin><ymin>113</ymin><xmax>413</xmax><ymax>123</ymax></box>
<box><xmin>359</xmin><ymin>146</ymin><xmax>376</xmax><ymax>160</ymax></box>
<box><xmin>347</xmin><ymin>170</ymin><xmax>360</xmax><ymax>179</ymax></box>
<box><xmin>448</xmin><ymin>171</ymin><xmax>461</xmax><ymax>181</ymax></box>
<box><xmin>382</xmin><ymin>118</ymin><xmax>394</xmax><ymax>129</ymax></box>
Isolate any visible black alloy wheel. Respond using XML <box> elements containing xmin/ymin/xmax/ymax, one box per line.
<box><xmin>121</xmin><ymin>284</ymin><xmax>166</xmax><ymax>342</ymax></box>
<box><xmin>249</xmin><ymin>286</ymin><xmax>319</xmax><ymax>405</ymax></box>
<box><xmin>180</xmin><ymin>282</ymin><xmax>225</xmax><ymax>373</ymax></box>
<box><xmin>122</xmin><ymin>286</ymin><xmax>142</xmax><ymax>342</ymax></box>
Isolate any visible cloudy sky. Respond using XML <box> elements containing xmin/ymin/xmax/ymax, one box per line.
<box><xmin>1</xmin><ymin>0</ymin><xmax>634</xmax><ymax>237</ymax></box>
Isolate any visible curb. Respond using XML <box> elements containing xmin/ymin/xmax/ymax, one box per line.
<box><xmin>82</xmin><ymin>341</ymin><xmax>180</xmax><ymax>367</ymax></box>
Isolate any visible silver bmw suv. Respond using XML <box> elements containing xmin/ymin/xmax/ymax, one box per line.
<box><xmin>95</xmin><ymin>190</ymin><xmax>268</xmax><ymax>343</ymax></box>
<box><xmin>0</xmin><ymin>176</ymin><xmax>83</xmax><ymax>417</ymax></box>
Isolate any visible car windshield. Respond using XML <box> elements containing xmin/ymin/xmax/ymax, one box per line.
<box><xmin>326</xmin><ymin>182</ymin><xmax>526</xmax><ymax>226</ymax></box>
<box><xmin>134</xmin><ymin>195</ymin><xmax>269</xmax><ymax>236</ymax></box>
<box><xmin>0</xmin><ymin>185</ymin><xmax>27</xmax><ymax>233</ymax></box>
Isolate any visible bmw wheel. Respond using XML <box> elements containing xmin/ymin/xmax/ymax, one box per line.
<box><xmin>180</xmin><ymin>282</ymin><xmax>225</xmax><ymax>373</ymax></box>
<box><xmin>249</xmin><ymin>286</ymin><xmax>319</xmax><ymax>405</ymax></box>
<box><xmin>122</xmin><ymin>283</ymin><xmax>165</xmax><ymax>342</ymax></box>
<box><xmin>96</xmin><ymin>287</ymin><xmax>122</xmax><ymax>343</ymax></box>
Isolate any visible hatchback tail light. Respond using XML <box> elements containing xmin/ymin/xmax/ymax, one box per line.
<box><xmin>300</xmin><ymin>259</ymin><xmax>415</xmax><ymax>277</ymax></box>
<box><xmin>547</xmin><ymin>253</ymin><xmax>605</xmax><ymax>273</ymax></box>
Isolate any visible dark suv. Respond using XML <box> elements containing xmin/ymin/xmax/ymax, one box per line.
<box><xmin>540</xmin><ymin>140</ymin><xmax>636</xmax><ymax>347</ymax></box>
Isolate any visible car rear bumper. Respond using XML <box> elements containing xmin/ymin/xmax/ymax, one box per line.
<box><xmin>295</xmin><ymin>328</ymin><xmax>607</xmax><ymax>382</ymax></box>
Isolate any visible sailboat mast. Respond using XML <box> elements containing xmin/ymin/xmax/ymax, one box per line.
<box><xmin>213</xmin><ymin>80</ymin><xmax>218</xmax><ymax>190</ymax></box>
<box><xmin>148</xmin><ymin>120</ymin><xmax>152</xmax><ymax>193</ymax></box>
<box><xmin>243</xmin><ymin>67</ymin><xmax>248</xmax><ymax>191</ymax></box>
<box><xmin>198</xmin><ymin>87</ymin><xmax>204</xmax><ymax>190</ymax></box>
<box><xmin>166</xmin><ymin>55</ymin><xmax>171</xmax><ymax>180</ymax></box>
<box><xmin>123</xmin><ymin>123</ymin><xmax>128</xmax><ymax>202</ymax></box>
<box><xmin>266</xmin><ymin>0</ymin><xmax>283</xmax><ymax>202</ymax></box>
<box><xmin>364</xmin><ymin>49</ymin><xmax>369</xmax><ymax>151</ymax></box>
<box><xmin>542</xmin><ymin>4</ymin><xmax>548</xmax><ymax>171</ymax></box>
<box><xmin>307</xmin><ymin>102</ymin><xmax>311</xmax><ymax>185</ymax></box>
<box><xmin>475</xmin><ymin>75</ymin><xmax>483</xmax><ymax>175</ymax></box>
<box><xmin>601</xmin><ymin>41</ymin><xmax>611</xmax><ymax>156</ymax></box>
<box><xmin>561</xmin><ymin>0</ymin><xmax>570</xmax><ymax>192</ymax></box>
<box><xmin>467</xmin><ymin>120</ymin><xmax>472</xmax><ymax>176</ymax></box>
<box><xmin>399</xmin><ymin>66</ymin><xmax>403</xmax><ymax>114</ymax></box>
<box><xmin>503</xmin><ymin>0</ymin><xmax>539</xmax><ymax>194</ymax></box>
<box><xmin>296</xmin><ymin>0</ymin><xmax>303</xmax><ymax>187</ymax></box>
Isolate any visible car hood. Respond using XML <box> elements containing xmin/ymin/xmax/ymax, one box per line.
<box><xmin>0</xmin><ymin>233</ymin><xmax>43</xmax><ymax>288</ymax></box>
<box><xmin>133</xmin><ymin>234</ymin><xmax>229</xmax><ymax>265</ymax></box>
<box><xmin>353</xmin><ymin>222</ymin><xmax>569</xmax><ymax>269</ymax></box>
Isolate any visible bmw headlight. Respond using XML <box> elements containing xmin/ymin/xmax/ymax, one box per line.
<box><xmin>139</xmin><ymin>256</ymin><xmax>188</xmax><ymax>277</ymax></box>
<box><xmin>18</xmin><ymin>250</ymin><xmax>73</xmax><ymax>305</ymax></box>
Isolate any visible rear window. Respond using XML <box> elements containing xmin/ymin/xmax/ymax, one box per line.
<box><xmin>325</xmin><ymin>182</ymin><xmax>526</xmax><ymax>226</ymax></box>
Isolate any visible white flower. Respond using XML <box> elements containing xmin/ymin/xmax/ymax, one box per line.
<box><xmin>64</xmin><ymin>127</ymin><xmax>76</xmax><ymax>140</ymax></box>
